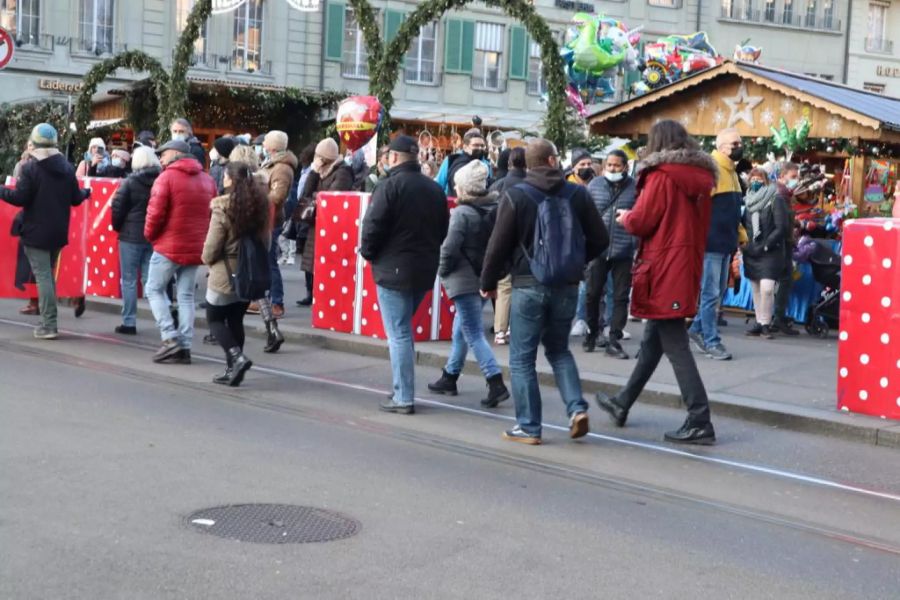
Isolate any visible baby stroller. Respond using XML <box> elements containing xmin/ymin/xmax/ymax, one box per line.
<box><xmin>804</xmin><ymin>239</ymin><xmax>841</xmax><ymax>338</ymax></box>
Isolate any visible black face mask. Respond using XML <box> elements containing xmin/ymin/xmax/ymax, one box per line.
<box><xmin>729</xmin><ymin>147</ymin><xmax>744</xmax><ymax>161</ymax></box>
<box><xmin>577</xmin><ymin>168</ymin><xmax>594</xmax><ymax>181</ymax></box>
<box><xmin>469</xmin><ymin>149</ymin><xmax>484</xmax><ymax>160</ymax></box>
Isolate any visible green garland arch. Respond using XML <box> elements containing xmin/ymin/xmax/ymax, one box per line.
<box><xmin>347</xmin><ymin>0</ymin><xmax>568</xmax><ymax>150</ymax></box>
<box><xmin>166</xmin><ymin>0</ymin><xmax>213</xmax><ymax>135</ymax></box>
<box><xmin>73</xmin><ymin>50</ymin><xmax>169</xmax><ymax>157</ymax></box>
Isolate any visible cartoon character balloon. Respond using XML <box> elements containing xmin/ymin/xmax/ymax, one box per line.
<box><xmin>734</xmin><ymin>40</ymin><xmax>762</xmax><ymax>63</ymax></box>
<box><xmin>632</xmin><ymin>31</ymin><xmax>722</xmax><ymax>95</ymax></box>
<box><xmin>335</xmin><ymin>96</ymin><xmax>384</xmax><ymax>152</ymax></box>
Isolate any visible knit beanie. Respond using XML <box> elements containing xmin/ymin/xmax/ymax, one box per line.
<box><xmin>213</xmin><ymin>136</ymin><xmax>236</xmax><ymax>159</ymax></box>
<box><xmin>570</xmin><ymin>148</ymin><xmax>591</xmax><ymax>167</ymax></box>
<box><xmin>315</xmin><ymin>138</ymin><xmax>339</xmax><ymax>161</ymax></box>
<box><xmin>264</xmin><ymin>130</ymin><xmax>289</xmax><ymax>152</ymax></box>
<box><xmin>30</xmin><ymin>123</ymin><xmax>59</xmax><ymax>148</ymax></box>
<box><xmin>454</xmin><ymin>159</ymin><xmax>490</xmax><ymax>200</ymax></box>
<box><xmin>88</xmin><ymin>137</ymin><xmax>106</xmax><ymax>151</ymax></box>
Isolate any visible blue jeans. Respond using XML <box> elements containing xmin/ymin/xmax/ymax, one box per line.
<box><xmin>268</xmin><ymin>227</ymin><xmax>283</xmax><ymax>305</ymax></box>
<box><xmin>146</xmin><ymin>251</ymin><xmax>198</xmax><ymax>348</ymax></box>
<box><xmin>689</xmin><ymin>252</ymin><xmax>730</xmax><ymax>348</ymax></box>
<box><xmin>376</xmin><ymin>286</ymin><xmax>426</xmax><ymax>406</ymax></box>
<box><xmin>118</xmin><ymin>241</ymin><xmax>152</xmax><ymax>327</ymax></box>
<box><xmin>445</xmin><ymin>293</ymin><xmax>502</xmax><ymax>379</ymax></box>
<box><xmin>575</xmin><ymin>280</ymin><xmax>587</xmax><ymax>322</ymax></box>
<box><xmin>509</xmin><ymin>285</ymin><xmax>588</xmax><ymax>436</ymax></box>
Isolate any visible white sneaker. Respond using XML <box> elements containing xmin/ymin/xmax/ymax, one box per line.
<box><xmin>286</xmin><ymin>256</ymin><xmax>295</xmax><ymax>265</ymax></box>
<box><xmin>570</xmin><ymin>319</ymin><xmax>589</xmax><ymax>337</ymax></box>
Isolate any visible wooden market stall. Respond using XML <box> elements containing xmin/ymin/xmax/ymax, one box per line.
<box><xmin>588</xmin><ymin>61</ymin><xmax>900</xmax><ymax>216</ymax></box>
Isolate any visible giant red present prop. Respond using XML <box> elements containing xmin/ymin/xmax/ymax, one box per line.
<box><xmin>1</xmin><ymin>177</ymin><xmax>123</xmax><ymax>299</ymax></box>
<box><xmin>837</xmin><ymin>218</ymin><xmax>900</xmax><ymax>420</ymax></box>
<box><xmin>311</xmin><ymin>192</ymin><xmax>454</xmax><ymax>341</ymax></box>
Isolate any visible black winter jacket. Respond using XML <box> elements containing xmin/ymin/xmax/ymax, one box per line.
<box><xmin>111</xmin><ymin>167</ymin><xmax>161</xmax><ymax>244</ymax></box>
<box><xmin>741</xmin><ymin>192</ymin><xmax>791</xmax><ymax>281</ymax></box>
<box><xmin>488</xmin><ymin>167</ymin><xmax>526</xmax><ymax>195</ymax></box>
<box><xmin>360</xmin><ymin>161</ymin><xmax>449</xmax><ymax>292</ymax></box>
<box><xmin>480</xmin><ymin>167</ymin><xmax>608</xmax><ymax>291</ymax></box>
<box><xmin>0</xmin><ymin>153</ymin><xmax>87</xmax><ymax>250</ymax></box>
<box><xmin>188</xmin><ymin>137</ymin><xmax>207</xmax><ymax>169</ymax></box>
<box><xmin>587</xmin><ymin>175</ymin><xmax>637</xmax><ymax>261</ymax></box>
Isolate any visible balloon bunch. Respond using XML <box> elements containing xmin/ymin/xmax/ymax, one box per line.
<box><xmin>632</xmin><ymin>31</ymin><xmax>721</xmax><ymax>95</ymax></box>
<box><xmin>335</xmin><ymin>95</ymin><xmax>384</xmax><ymax>152</ymax></box>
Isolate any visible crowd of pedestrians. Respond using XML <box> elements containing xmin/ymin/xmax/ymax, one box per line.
<box><xmin>5</xmin><ymin>114</ymin><xmax>835</xmax><ymax>447</ymax></box>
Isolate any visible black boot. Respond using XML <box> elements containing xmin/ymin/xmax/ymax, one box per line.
<box><xmin>213</xmin><ymin>354</ymin><xmax>233</xmax><ymax>385</ymax></box>
<box><xmin>582</xmin><ymin>333</ymin><xmax>597</xmax><ymax>353</ymax></box>
<box><xmin>264</xmin><ymin>319</ymin><xmax>285</xmax><ymax>353</ymax></box>
<box><xmin>427</xmin><ymin>369</ymin><xmax>459</xmax><ymax>395</ymax></box>
<box><xmin>226</xmin><ymin>347</ymin><xmax>253</xmax><ymax>387</ymax></box>
<box><xmin>481</xmin><ymin>374</ymin><xmax>510</xmax><ymax>408</ymax></box>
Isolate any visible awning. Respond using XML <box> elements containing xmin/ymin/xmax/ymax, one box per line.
<box><xmin>388</xmin><ymin>104</ymin><xmax>544</xmax><ymax>131</ymax></box>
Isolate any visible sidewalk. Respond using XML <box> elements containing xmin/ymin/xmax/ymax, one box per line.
<box><xmin>13</xmin><ymin>266</ymin><xmax>897</xmax><ymax>448</ymax></box>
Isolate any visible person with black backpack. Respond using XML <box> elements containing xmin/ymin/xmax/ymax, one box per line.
<box><xmin>201</xmin><ymin>161</ymin><xmax>271</xmax><ymax>386</ymax></box>
<box><xmin>480</xmin><ymin>139</ymin><xmax>608</xmax><ymax>445</ymax></box>
<box><xmin>428</xmin><ymin>160</ymin><xmax>510</xmax><ymax>408</ymax></box>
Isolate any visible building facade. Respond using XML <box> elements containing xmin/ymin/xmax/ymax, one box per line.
<box><xmin>845</xmin><ymin>0</ymin><xmax>900</xmax><ymax>96</ymax></box>
<box><xmin>0</xmin><ymin>0</ymin><xmax>879</xmax><ymax>141</ymax></box>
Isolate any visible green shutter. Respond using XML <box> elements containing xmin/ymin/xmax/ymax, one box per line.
<box><xmin>509</xmin><ymin>26</ymin><xmax>527</xmax><ymax>80</ymax></box>
<box><xmin>325</xmin><ymin>2</ymin><xmax>345</xmax><ymax>62</ymax></box>
<box><xmin>384</xmin><ymin>9</ymin><xmax>405</xmax><ymax>42</ymax></box>
<box><xmin>445</xmin><ymin>19</ymin><xmax>474</xmax><ymax>74</ymax></box>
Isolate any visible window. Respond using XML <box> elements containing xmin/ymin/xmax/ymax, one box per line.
<box><xmin>1</xmin><ymin>0</ymin><xmax>40</xmax><ymax>46</ymax></box>
<box><xmin>866</xmin><ymin>3</ymin><xmax>888</xmax><ymax>52</ymax></box>
<box><xmin>176</xmin><ymin>0</ymin><xmax>208</xmax><ymax>63</ymax></box>
<box><xmin>342</xmin><ymin>7</ymin><xmax>370</xmax><ymax>78</ymax></box>
<box><xmin>743</xmin><ymin>0</ymin><xmax>754</xmax><ymax>19</ymax></box>
<box><xmin>822</xmin><ymin>0</ymin><xmax>834</xmax><ymax>28</ymax></box>
<box><xmin>804</xmin><ymin>0</ymin><xmax>817</xmax><ymax>27</ymax></box>
<box><xmin>473</xmin><ymin>21</ymin><xmax>503</xmax><ymax>91</ymax></box>
<box><xmin>864</xmin><ymin>82</ymin><xmax>885</xmax><ymax>94</ymax></box>
<box><xmin>405</xmin><ymin>22</ymin><xmax>436</xmax><ymax>84</ymax></box>
<box><xmin>783</xmin><ymin>0</ymin><xmax>794</xmax><ymax>24</ymax></box>
<box><xmin>232</xmin><ymin>0</ymin><xmax>263</xmax><ymax>72</ymax></box>
<box><xmin>721</xmin><ymin>0</ymin><xmax>735</xmax><ymax>17</ymax></box>
<box><xmin>764</xmin><ymin>0</ymin><xmax>775</xmax><ymax>21</ymax></box>
<box><xmin>648</xmin><ymin>0</ymin><xmax>682</xmax><ymax>7</ymax></box>
<box><xmin>526</xmin><ymin>40</ymin><xmax>546</xmax><ymax>96</ymax></box>
<box><xmin>79</xmin><ymin>0</ymin><xmax>114</xmax><ymax>55</ymax></box>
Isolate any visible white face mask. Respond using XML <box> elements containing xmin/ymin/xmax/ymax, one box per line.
<box><xmin>605</xmin><ymin>171</ymin><xmax>624</xmax><ymax>182</ymax></box>
<box><xmin>209</xmin><ymin>148</ymin><xmax>219</xmax><ymax>162</ymax></box>
<box><xmin>111</xmin><ymin>158</ymin><xmax>124</xmax><ymax>168</ymax></box>
<box><xmin>171</xmin><ymin>133</ymin><xmax>188</xmax><ymax>142</ymax></box>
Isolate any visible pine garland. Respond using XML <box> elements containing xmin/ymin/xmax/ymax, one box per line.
<box><xmin>166</xmin><ymin>0</ymin><xmax>213</xmax><ymax>136</ymax></box>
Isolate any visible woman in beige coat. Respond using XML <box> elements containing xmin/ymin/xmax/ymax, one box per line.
<box><xmin>201</xmin><ymin>161</ymin><xmax>271</xmax><ymax>386</ymax></box>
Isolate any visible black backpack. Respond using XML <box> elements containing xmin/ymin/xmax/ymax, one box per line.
<box><xmin>226</xmin><ymin>234</ymin><xmax>271</xmax><ymax>301</ymax></box>
<box><xmin>460</xmin><ymin>203</ymin><xmax>497</xmax><ymax>277</ymax></box>
<box><xmin>515</xmin><ymin>182</ymin><xmax>585</xmax><ymax>286</ymax></box>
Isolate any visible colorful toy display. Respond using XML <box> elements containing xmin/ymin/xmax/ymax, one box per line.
<box><xmin>733</xmin><ymin>40</ymin><xmax>762</xmax><ymax>63</ymax></box>
<box><xmin>632</xmin><ymin>31</ymin><xmax>722</xmax><ymax>94</ymax></box>
<box><xmin>335</xmin><ymin>96</ymin><xmax>384</xmax><ymax>152</ymax></box>
<box><xmin>770</xmin><ymin>116</ymin><xmax>811</xmax><ymax>160</ymax></box>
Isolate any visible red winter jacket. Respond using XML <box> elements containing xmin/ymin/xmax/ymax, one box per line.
<box><xmin>144</xmin><ymin>158</ymin><xmax>216</xmax><ymax>265</ymax></box>
<box><xmin>623</xmin><ymin>149</ymin><xmax>718</xmax><ymax>320</ymax></box>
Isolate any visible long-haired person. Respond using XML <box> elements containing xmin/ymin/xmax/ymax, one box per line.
<box><xmin>595</xmin><ymin>120</ymin><xmax>719</xmax><ymax>445</ymax></box>
<box><xmin>201</xmin><ymin>161</ymin><xmax>270</xmax><ymax>386</ymax></box>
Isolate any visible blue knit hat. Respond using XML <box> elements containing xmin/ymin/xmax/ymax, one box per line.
<box><xmin>30</xmin><ymin>123</ymin><xmax>59</xmax><ymax>148</ymax></box>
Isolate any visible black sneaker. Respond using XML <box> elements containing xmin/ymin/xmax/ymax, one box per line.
<box><xmin>582</xmin><ymin>333</ymin><xmax>597</xmax><ymax>353</ymax></box>
<box><xmin>203</xmin><ymin>333</ymin><xmax>218</xmax><ymax>345</ymax></box>
<box><xmin>760</xmin><ymin>325</ymin><xmax>775</xmax><ymax>340</ymax></box>
<box><xmin>664</xmin><ymin>421</ymin><xmax>716</xmax><ymax>445</ymax></box>
<box><xmin>745</xmin><ymin>323</ymin><xmax>763</xmax><ymax>337</ymax></box>
<box><xmin>595</xmin><ymin>392</ymin><xmax>628</xmax><ymax>427</ymax></box>
<box><xmin>73</xmin><ymin>297</ymin><xmax>86</xmax><ymax>318</ymax></box>
<box><xmin>172</xmin><ymin>349</ymin><xmax>192</xmax><ymax>365</ymax></box>
<box><xmin>115</xmin><ymin>325</ymin><xmax>137</xmax><ymax>335</ymax></box>
<box><xmin>502</xmin><ymin>426</ymin><xmax>542</xmax><ymax>445</ymax></box>
<box><xmin>604</xmin><ymin>340</ymin><xmax>629</xmax><ymax>359</ymax></box>
<box><xmin>153</xmin><ymin>339</ymin><xmax>182</xmax><ymax>363</ymax></box>
<box><xmin>379</xmin><ymin>398</ymin><xmax>414</xmax><ymax>414</ymax></box>
<box><xmin>771</xmin><ymin>320</ymin><xmax>800</xmax><ymax>337</ymax></box>
<box><xmin>296</xmin><ymin>297</ymin><xmax>313</xmax><ymax>307</ymax></box>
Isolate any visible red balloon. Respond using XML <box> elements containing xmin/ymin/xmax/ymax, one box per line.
<box><xmin>336</xmin><ymin>96</ymin><xmax>383</xmax><ymax>152</ymax></box>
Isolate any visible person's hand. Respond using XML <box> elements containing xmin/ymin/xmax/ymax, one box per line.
<box><xmin>480</xmin><ymin>289</ymin><xmax>497</xmax><ymax>299</ymax></box>
<box><xmin>615</xmin><ymin>209</ymin><xmax>630</xmax><ymax>224</ymax></box>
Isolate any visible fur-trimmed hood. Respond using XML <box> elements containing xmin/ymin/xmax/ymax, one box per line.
<box><xmin>637</xmin><ymin>148</ymin><xmax>718</xmax><ymax>199</ymax></box>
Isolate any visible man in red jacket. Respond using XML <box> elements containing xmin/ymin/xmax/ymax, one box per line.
<box><xmin>594</xmin><ymin>120</ymin><xmax>719</xmax><ymax>445</ymax></box>
<box><xmin>144</xmin><ymin>140</ymin><xmax>216</xmax><ymax>363</ymax></box>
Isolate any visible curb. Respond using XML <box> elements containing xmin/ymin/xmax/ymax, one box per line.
<box><xmin>86</xmin><ymin>298</ymin><xmax>900</xmax><ymax>449</ymax></box>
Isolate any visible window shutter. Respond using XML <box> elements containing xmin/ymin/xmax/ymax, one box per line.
<box><xmin>384</xmin><ymin>9</ymin><xmax>405</xmax><ymax>42</ymax></box>
<box><xmin>509</xmin><ymin>26</ymin><xmax>527</xmax><ymax>80</ymax></box>
<box><xmin>445</xmin><ymin>19</ymin><xmax>474</xmax><ymax>74</ymax></box>
<box><xmin>325</xmin><ymin>2</ymin><xmax>345</xmax><ymax>61</ymax></box>
<box><xmin>460</xmin><ymin>20</ymin><xmax>475</xmax><ymax>74</ymax></box>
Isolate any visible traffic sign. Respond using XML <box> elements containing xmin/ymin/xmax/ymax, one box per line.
<box><xmin>0</xmin><ymin>27</ymin><xmax>14</xmax><ymax>71</ymax></box>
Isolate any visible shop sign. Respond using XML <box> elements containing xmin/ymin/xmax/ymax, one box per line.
<box><xmin>875</xmin><ymin>65</ymin><xmax>900</xmax><ymax>78</ymax></box>
<box><xmin>0</xmin><ymin>27</ymin><xmax>14</xmax><ymax>71</ymax></box>
<box><xmin>554</xmin><ymin>0</ymin><xmax>595</xmax><ymax>12</ymax></box>
<box><xmin>39</xmin><ymin>79</ymin><xmax>86</xmax><ymax>94</ymax></box>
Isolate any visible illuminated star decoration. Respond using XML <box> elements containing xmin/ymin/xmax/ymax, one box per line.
<box><xmin>680</xmin><ymin>112</ymin><xmax>692</xmax><ymax>126</ymax></box>
<box><xmin>761</xmin><ymin>108</ymin><xmax>775</xmax><ymax>126</ymax></box>
<box><xmin>780</xmin><ymin>99</ymin><xmax>795</xmax><ymax>114</ymax></box>
<box><xmin>827</xmin><ymin>117</ymin><xmax>842</xmax><ymax>134</ymax></box>
<box><xmin>722</xmin><ymin>83</ymin><xmax>763</xmax><ymax>127</ymax></box>
<box><xmin>713</xmin><ymin>109</ymin><xmax>726</xmax><ymax>125</ymax></box>
<box><xmin>698</xmin><ymin>96</ymin><xmax>710</xmax><ymax>110</ymax></box>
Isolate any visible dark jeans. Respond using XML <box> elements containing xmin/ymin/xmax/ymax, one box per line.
<box><xmin>774</xmin><ymin>273</ymin><xmax>793</xmax><ymax>323</ymax></box>
<box><xmin>268</xmin><ymin>227</ymin><xmax>284</xmax><ymax>306</ymax></box>
<box><xmin>585</xmin><ymin>257</ymin><xmax>633</xmax><ymax>339</ymax></box>
<box><xmin>207</xmin><ymin>301</ymin><xmax>250</xmax><ymax>354</ymax></box>
<box><xmin>509</xmin><ymin>285</ymin><xmax>588</xmax><ymax>436</ymax></box>
<box><xmin>618</xmin><ymin>319</ymin><xmax>711</xmax><ymax>426</ymax></box>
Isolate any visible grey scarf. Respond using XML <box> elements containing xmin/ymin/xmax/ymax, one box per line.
<box><xmin>744</xmin><ymin>184</ymin><xmax>777</xmax><ymax>241</ymax></box>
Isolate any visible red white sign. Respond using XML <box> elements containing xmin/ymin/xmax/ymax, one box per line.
<box><xmin>0</xmin><ymin>27</ymin><xmax>14</xmax><ymax>70</ymax></box>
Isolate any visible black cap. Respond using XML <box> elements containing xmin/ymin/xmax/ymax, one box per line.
<box><xmin>388</xmin><ymin>135</ymin><xmax>418</xmax><ymax>155</ymax></box>
<box><xmin>213</xmin><ymin>136</ymin><xmax>236</xmax><ymax>158</ymax></box>
<box><xmin>155</xmin><ymin>140</ymin><xmax>192</xmax><ymax>155</ymax></box>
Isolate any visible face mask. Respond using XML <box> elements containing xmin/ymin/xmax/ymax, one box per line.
<box><xmin>171</xmin><ymin>133</ymin><xmax>188</xmax><ymax>142</ymax></box>
<box><xmin>111</xmin><ymin>158</ymin><xmax>124</xmax><ymax>168</ymax></box>
<box><xmin>729</xmin><ymin>147</ymin><xmax>744</xmax><ymax>161</ymax></box>
<box><xmin>469</xmin><ymin>149</ymin><xmax>484</xmax><ymax>160</ymax></box>
<box><xmin>383</xmin><ymin>163</ymin><xmax>391</xmax><ymax>174</ymax></box>
<box><xmin>577</xmin><ymin>168</ymin><xmax>594</xmax><ymax>181</ymax></box>
<box><xmin>786</xmin><ymin>179</ymin><xmax>800</xmax><ymax>190</ymax></box>
<box><xmin>605</xmin><ymin>171</ymin><xmax>624</xmax><ymax>182</ymax></box>
<box><xmin>749</xmin><ymin>180</ymin><xmax>764</xmax><ymax>192</ymax></box>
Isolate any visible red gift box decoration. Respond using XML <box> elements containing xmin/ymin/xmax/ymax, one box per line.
<box><xmin>837</xmin><ymin>218</ymin><xmax>900</xmax><ymax>420</ymax></box>
<box><xmin>311</xmin><ymin>191</ymin><xmax>454</xmax><ymax>341</ymax></box>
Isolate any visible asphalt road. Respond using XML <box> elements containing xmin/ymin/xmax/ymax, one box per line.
<box><xmin>1</xmin><ymin>314</ymin><xmax>899</xmax><ymax>599</ymax></box>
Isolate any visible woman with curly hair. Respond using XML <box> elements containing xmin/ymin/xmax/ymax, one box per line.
<box><xmin>201</xmin><ymin>161</ymin><xmax>271</xmax><ymax>386</ymax></box>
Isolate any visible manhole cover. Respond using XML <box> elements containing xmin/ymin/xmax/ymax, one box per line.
<box><xmin>187</xmin><ymin>504</ymin><xmax>360</xmax><ymax>544</ymax></box>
